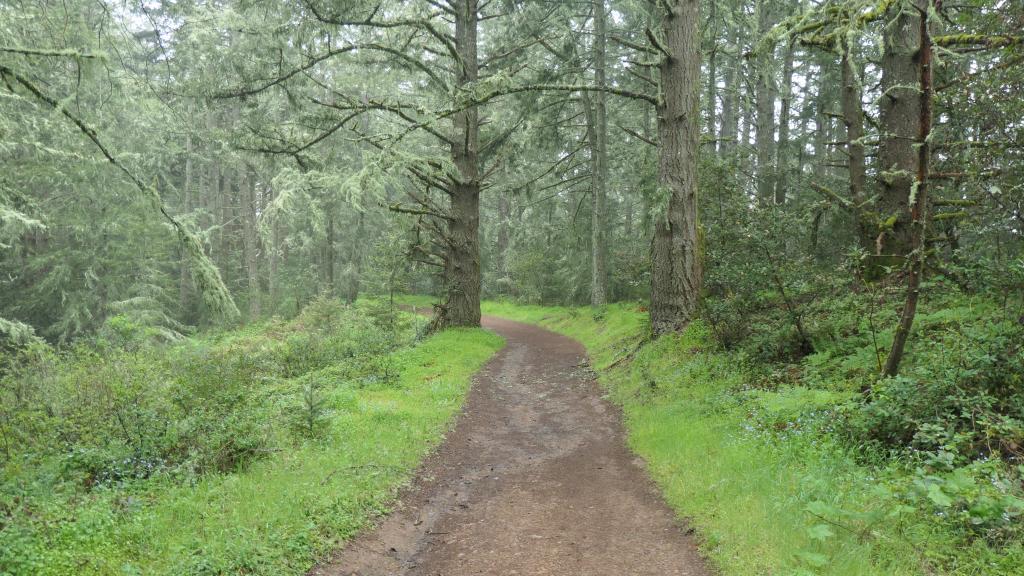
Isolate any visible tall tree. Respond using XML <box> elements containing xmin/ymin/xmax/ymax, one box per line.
<box><xmin>649</xmin><ymin>0</ymin><xmax>703</xmax><ymax>336</ymax></box>
<box><xmin>875</xmin><ymin>0</ymin><xmax>927</xmax><ymax>265</ymax></box>
<box><xmin>439</xmin><ymin>0</ymin><xmax>483</xmax><ymax>328</ymax></box>
<box><xmin>588</xmin><ymin>0</ymin><xmax>609</xmax><ymax>306</ymax></box>
<box><xmin>754</xmin><ymin>0</ymin><xmax>779</xmax><ymax>204</ymax></box>
<box><xmin>882</xmin><ymin>0</ymin><xmax>933</xmax><ymax>377</ymax></box>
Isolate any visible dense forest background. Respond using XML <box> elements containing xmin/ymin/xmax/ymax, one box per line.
<box><xmin>2</xmin><ymin>0</ymin><xmax>1022</xmax><ymax>343</ymax></box>
<box><xmin>2</xmin><ymin>0</ymin><xmax>1024</xmax><ymax>574</ymax></box>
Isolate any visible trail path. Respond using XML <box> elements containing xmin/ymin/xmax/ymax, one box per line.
<box><xmin>311</xmin><ymin>316</ymin><xmax>710</xmax><ymax>576</ymax></box>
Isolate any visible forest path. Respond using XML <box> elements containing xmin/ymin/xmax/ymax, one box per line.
<box><xmin>310</xmin><ymin>316</ymin><xmax>710</xmax><ymax>576</ymax></box>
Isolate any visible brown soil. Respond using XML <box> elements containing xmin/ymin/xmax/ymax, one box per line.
<box><xmin>310</xmin><ymin>316</ymin><xmax>710</xmax><ymax>576</ymax></box>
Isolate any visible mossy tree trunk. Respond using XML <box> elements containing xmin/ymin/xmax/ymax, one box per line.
<box><xmin>883</xmin><ymin>1</ymin><xmax>933</xmax><ymax>378</ymax></box>
<box><xmin>875</xmin><ymin>0</ymin><xmax>926</xmax><ymax>268</ymax></box>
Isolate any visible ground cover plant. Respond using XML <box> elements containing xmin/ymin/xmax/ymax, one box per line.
<box><xmin>0</xmin><ymin>298</ymin><xmax>502</xmax><ymax>575</ymax></box>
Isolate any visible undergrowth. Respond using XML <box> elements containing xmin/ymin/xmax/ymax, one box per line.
<box><xmin>0</xmin><ymin>297</ymin><xmax>503</xmax><ymax>575</ymax></box>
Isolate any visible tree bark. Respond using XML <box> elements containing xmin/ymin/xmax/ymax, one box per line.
<box><xmin>813</xmin><ymin>65</ymin><xmax>830</xmax><ymax>177</ymax></box>
<box><xmin>346</xmin><ymin>209</ymin><xmax>364</xmax><ymax>304</ymax></box>
<box><xmin>841</xmin><ymin>51</ymin><xmax>872</xmax><ymax>253</ymax></box>
<box><xmin>876</xmin><ymin>0</ymin><xmax>925</xmax><ymax>266</ymax></box>
<box><xmin>242</xmin><ymin>167</ymin><xmax>261</xmax><ymax>319</ymax></box>
<box><xmin>324</xmin><ymin>197</ymin><xmax>336</xmax><ymax>296</ymax></box>
<box><xmin>179</xmin><ymin>116</ymin><xmax>194</xmax><ymax>312</ymax></box>
<box><xmin>588</xmin><ymin>0</ymin><xmax>609</xmax><ymax>306</ymax></box>
<box><xmin>704</xmin><ymin>0</ymin><xmax>718</xmax><ymax>152</ymax></box>
<box><xmin>720</xmin><ymin>26</ymin><xmax>739</xmax><ymax>152</ymax></box>
<box><xmin>754</xmin><ymin>0</ymin><xmax>778</xmax><ymax>204</ymax></box>
<box><xmin>774</xmin><ymin>40</ymin><xmax>795</xmax><ymax>205</ymax></box>
<box><xmin>739</xmin><ymin>61</ymin><xmax>752</xmax><ymax>154</ymax></box>
<box><xmin>650</xmin><ymin>0</ymin><xmax>703</xmax><ymax>337</ymax></box>
<box><xmin>883</xmin><ymin>2</ymin><xmax>932</xmax><ymax>378</ymax></box>
<box><xmin>496</xmin><ymin>192</ymin><xmax>511</xmax><ymax>284</ymax></box>
<box><xmin>434</xmin><ymin>0</ymin><xmax>482</xmax><ymax>329</ymax></box>
<box><xmin>208</xmin><ymin>158</ymin><xmax>222</xmax><ymax>268</ymax></box>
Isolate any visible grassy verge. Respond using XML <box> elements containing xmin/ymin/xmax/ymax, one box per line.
<box><xmin>0</xmin><ymin>300</ymin><xmax>503</xmax><ymax>575</ymax></box>
<box><xmin>465</xmin><ymin>299</ymin><xmax>1022</xmax><ymax>576</ymax></box>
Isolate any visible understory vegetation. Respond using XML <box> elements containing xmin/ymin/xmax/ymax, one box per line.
<box><xmin>0</xmin><ymin>298</ymin><xmax>502</xmax><ymax>575</ymax></box>
<box><xmin>470</xmin><ymin>294</ymin><xmax>1024</xmax><ymax>575</ymax></box>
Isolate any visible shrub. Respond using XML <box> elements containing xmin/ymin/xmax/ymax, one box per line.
<box><xmin>842</xmin><ymin>315</ymin><xmax>1024</xmax><ymax>464</ymax></box>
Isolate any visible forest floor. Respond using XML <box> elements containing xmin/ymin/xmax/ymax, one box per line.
<box><xmin>311</xmin><ymin>315</ymin><xmax>709</xmax><ymax>576</ymax></box>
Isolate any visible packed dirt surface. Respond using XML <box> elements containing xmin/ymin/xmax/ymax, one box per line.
<box><xmin>310</xmin><ymin>316</ymin><xmax>710</xmax><ymax>576</ymax></box>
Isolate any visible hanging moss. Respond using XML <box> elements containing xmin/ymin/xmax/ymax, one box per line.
<box><xmin>176</xmin><ymin>226</ymin><xmax>240</xmax><ymax>320</ymax></box>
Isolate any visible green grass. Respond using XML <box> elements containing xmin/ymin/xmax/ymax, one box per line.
<box><xmin>1</xmin><ymin>317</ymin><xmax>503</xmax><ymax>575</ymax></box>
<box><xmin>473</xmin><ymin>299</ymin><xmax>1022</xmax><ymax>576</ymax></box>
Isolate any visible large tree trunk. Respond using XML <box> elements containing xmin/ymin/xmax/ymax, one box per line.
<box><xmin>876</xmin><ymin>0</ymin><xmax>925</xmax><ymax>265</ymax></box>
<box><xmin>588</xmin><ymin>0</ymin><xmax>609</xmax><ymax>306</ymax></box>
<box><xmin>754</xmin><ymin>0</ymin><xmax>778</xmax><ymax>204</ymax></box>
<box><xmin>883</xmin><ymin>2</ymin><xmax>933</xmax><ymax>378</ymax></box>
<box><xmin>434</xmin><ymin>0</ymin><xmax>482</xmax><ymax>329</ymax></box>
<box><xmin>650</xmin><ymin>0</ymin><xmax>702</xmax><ymax>337</ymax></box>
<box><xmin>242</xmin><ymin>167</ymin><xmax>261</xmax><ymax>319</ymax></box>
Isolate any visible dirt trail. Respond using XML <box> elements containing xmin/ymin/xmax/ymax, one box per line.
<box><xmin>310</xmin><ymin>316</ymin><xmax>710</xmax><ymax>576</ymax></box>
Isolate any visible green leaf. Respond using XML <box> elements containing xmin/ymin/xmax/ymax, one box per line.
<box><xmin>796</xmin><ymin>551</ymin><xmax>829</xmax><ymax>568</ymax></box>
<box><xmin>927</xmin><ymin>484</ymin><xmax>953</xmax><ymax>508</ymax></box>
<box><xmin>806</xmin><ymin>524</ymin><xmax>835</xmax><ymax>542</ymax></box>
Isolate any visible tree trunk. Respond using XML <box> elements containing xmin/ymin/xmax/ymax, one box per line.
<box><xmin>754</xmin><ymin>0</ymin><xmax>778</xmax><ymax>204</ymax></box>
<box><xmin>650</xmin><ymin>0</ymin><xmax>702</xmax><ymax>337</ymax></box>
<box><xmin>266</xmin><ymin>181</ymin><xmax>280</xmax><ymax>310</ymax></box>
<box><xmin>704</xmin><ymin>0</ymin><xmax>717</xmax><ymax>151</ymax></box>
<box><xmin>434</xmin><ymin>0</ymin><xmax>482</xmax><ymax>329</ymax></box>
<box><xmin>208</xmin><ymin>160</ymin><xmax>221</xmax><ymax>266</ymax></box>
<box><xmin>496</xmin><ymin>192</ymin><xmax>511</xmax><ymax>283</ymax></box>
<box><xmin>588</xmin><ymin>0</ymin><xmax>609</xmax><ymax>306</ymax></box>
<box><xmin>347</xmin><ymin>209</ymin><xmax>364</xmax><ymax>304</ymax></box>
<box><xmin>739</xmin><ymin>49</ymin><xmax>755</xmax><ymax>175</ymax></box>
<box><xmin>774</xmin><ymin>40</ymin><xmax>795</xmax><ymax>205</ymax></box>
<box><xmin>883</xmin><ymin>2</ymin><xmax>932</xmax><ymax>378</ymax></box>
<box><xmin>876</xmin><ymin>0</ymin><xmax>925</xmax><ymax>266</ymax></box>
<box><xmin>841</xmin><ymin>51</ymin><xmax>872</xmax><ymax>253</ymax></box>
<box><xmin>241</xmin><ymin>168</ymin><xmax>261</xmax><ymax>319</ymax></box>
<box><xmin>325</xmin><ymin>198</ymin><xmax>336</xmax><ymax>296</ymax></box>
<box><xmin>813</xmin><ymin>73</ymin><xmax>828</xmax><ymax>174</ymax></box>
<box><xmin>720</xmin><ymin>26</ymin><xmax>739</xmax><ymax>152</ymax></box>
<box><xmin>179</xmin><ymin>118</ymin><xmax>194</xmax><ymax>312</ymax></box>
